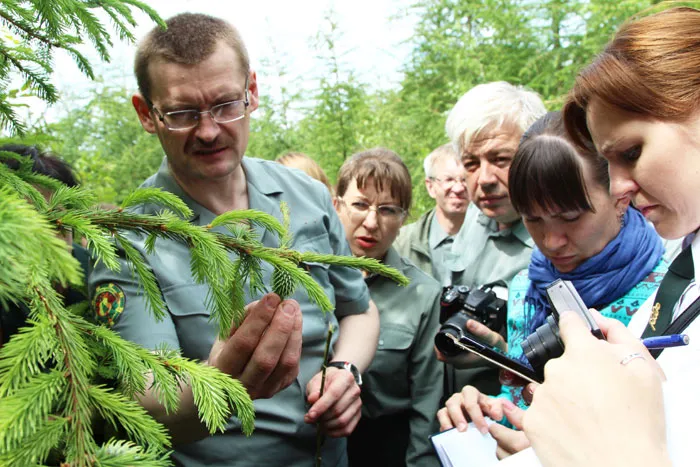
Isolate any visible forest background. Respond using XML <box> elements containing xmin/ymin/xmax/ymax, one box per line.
<box><xmin>8</xmin><ymin>0</ymin><xmax>679</xmax><ymax>218</ymax></box>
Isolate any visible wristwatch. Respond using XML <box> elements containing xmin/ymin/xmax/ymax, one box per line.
<box><xmin>328</xmin><ymin>361</ymin><xmax>362</xmax><ymax>386</ymax></box>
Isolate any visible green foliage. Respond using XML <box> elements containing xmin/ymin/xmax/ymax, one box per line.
<box><xmin>40</xmin><ymin>86</ymin><xmax>165</xmax><ymax>203</ymax></box>
<box><xmin>1</xmin><ymin>162</ymin><xmax>408</xmax><ymax>465</ymax></box>
<box><xmin>0</xmin><ymin>0</ymin><xmax>164</xmax><ymax>135</ymax></box>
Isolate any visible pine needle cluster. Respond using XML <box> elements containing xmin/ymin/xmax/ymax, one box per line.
<box><xmin>0</xmin><ymin>0</ymin><xmax>165</xmax><ymax>135</ymax></box>
<box><xmin>0</xmin><ymin>155</ymin><xmax>408</xmax><ymax>465</ymax></box>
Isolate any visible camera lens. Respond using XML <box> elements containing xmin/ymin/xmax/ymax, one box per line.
<box><xmin>520</xmin><ymin>315</ymin><xmax>564</xmax><ymax>371</ymax></box>
<box><xmin>434</xmin><ymin>312</ymin><xmax>469</xmax><ymax>357</ymax></box>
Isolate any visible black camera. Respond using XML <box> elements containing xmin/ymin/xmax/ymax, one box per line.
<box><xmin>435</xmin><ymin>285</ymin><xmax>506</xmax><ymax>357</ymax></box>
<box><xmin>520</xmin><ymin>279</ymin><xmax>605</xmax><ymax>380</ymax></box>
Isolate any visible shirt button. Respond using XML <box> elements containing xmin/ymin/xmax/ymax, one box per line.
<box><xmin>379</xmin><ymin>339</ymin><xmax>384</xmax><ymax>346</ymax></box>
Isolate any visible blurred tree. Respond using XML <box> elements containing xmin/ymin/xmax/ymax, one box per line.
<box><xmin>38</xmin><ymin>85</ymin><xmax>163</xmax><ymax>203</ymax></box>
<box><xmin>247</xmin><ymin>35</ymin><xmax>302</xmax><ymax>160</ymax></box>
<box><xmin>295</xmin><ymin>10</ymin><xmax>371</xmax><ymax>181</ymax></box>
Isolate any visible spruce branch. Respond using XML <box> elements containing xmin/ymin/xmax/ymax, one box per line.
<box><xmin>0</xmin><ymin>160</ymin><xmax>50</xmax><ymax>210</ymax></box>
<box><xmin>0</xmin><ymin>173</ymin><xmax>408</xmax><ymax>464</ymax></box>
<box><xmin>0</xmin><ymin>417</ymin><xmax>68</xmax><ymax>466</ymax></box>
<box><xmin>0</xmin><ymin>187</ymin><xmax>83</xmax><ymax>302</ymax></box>
<box><xmin>114</xmin><ymin>232</ymin><xmax>166</xmax><ymax>322</ymax></box>
<box><xmin>0</xmin><ymin>10</ymin><xmax>64</xmax><ymax>47</ymax></box>
<box><xmin>47</xmin><ymin>185</ymin><xmax>98</xmax><ymax>211</ymax></box>
<box><xmin>209</xmin><ymin>208</ymin><xmax>285</xmax><ymax>239</ymax></box>
<box><xmin>87</xmin><ymin>384</ymin><xmax>171</xmax><ymax>451</ymax></box>
<box><xmin>39</xmin><ymin>290</ymin><xmax>98</xmax><ymax>466</ymax></box>
<box><xmin>0</xmin><ymin>316</ymin><xmax>58</xmax><ymax>397</ymax></box>
<box><xmin>0</xmin><ymin>369</ymin><xmax>67</xmax><ymax>452</ymax></box>
<box><xmin>93</xmin><ymin>439</ymin><xmax>172</xmax><ymax>467</ymax></box>
<box><xmin>120</xmin><ymin>187</ymin><xmax>193</xmax><ymax>219</ymax></box>
<box><xmin>89</xmin><ymin>326</ymin><xmax>174</xmax><ymax>408</ymax></box>
<box><xmin>57</xmin><ymin>211</ymin><xmax>121</xmax><ymax>272</ymax></box>
<box><xmin>301</xmin><ymin>252</ymin><xmax>410</xmax><ymax>286</ymax></box>
<box><xmin>163</xmin><ymin>357</ymin><xmax>256</xmax><ymax>436</ymax></box>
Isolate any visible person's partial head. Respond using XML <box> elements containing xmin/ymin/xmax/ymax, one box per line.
<box><xmin>509</xmin><ymin>112</ymin><xmax>629</xmax><ymax>273</ymax></box>
<box><xmin>276</xmin><ymin>152</ymin><xmax>332</xmax><ymax>193</ymax></box>
<box><xmin>423</xmin><ymin>143</ymin><xmax>468</xmax><ymax>217</ymax></box>
<box><xmin>563</xmin><ymin>7</ymin><xmax>700</xmax><ymax>240</ymax></box>
<box><xmin>334</xmin><ymin>148</ymin><xmax>411</xmax><ymax>260</ymax></box>
<box><xmin>0</xmin><ymin>144</ymin><xmax>78</xmax><ymax>246</ymax></box>
<box><xmin>131</xmin><ymin>13</ymin><xmax>259</xmax><ymax>187</ymax></box>
<box><xmin>446</xmin><ymin>81</ymin><xmax>546</xmax><ymax>228</ymax></box>
<box><xmin>0</xmin><ymin>144</ymin><xmax>78</xmax><ymax>187</ymax></box>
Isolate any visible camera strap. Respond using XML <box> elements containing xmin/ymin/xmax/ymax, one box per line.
<box><xmin>642</xmin><ymin>246</ymin><xmax>694</xmax><ymax>340</ymax></box>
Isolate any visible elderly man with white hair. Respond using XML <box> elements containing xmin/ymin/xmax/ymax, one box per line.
<box><xmin>440</xmin><ymin>81</ymin><xmax>546</xmax><ymax>398</ymax></box>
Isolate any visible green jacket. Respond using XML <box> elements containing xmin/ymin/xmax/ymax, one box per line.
<box><xmin>348</xmin><ymin>247</ymin><xmax>442</xmax><ymax>467</ymax></box>
<box><xmin>394</xmin><ymin>209</ymin><xmax>436</xmax><ymax>278</ymax></box>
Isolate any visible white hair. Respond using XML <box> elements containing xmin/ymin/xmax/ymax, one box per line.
<box><xmin>422</xmin><ymin>143</ymin><xmax>459</xmax><ymax>178</ymax></box>
<box><xmin>445</xmin><ymin>81</ymin><xmax>546</xmax><ymax>155</ymax></box>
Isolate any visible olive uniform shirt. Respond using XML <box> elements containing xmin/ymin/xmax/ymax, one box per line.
<box><xmin>444</xmin><ymin>203</ymin><xmax>534</xmax><ymax>398</ymax></box>
<box><xmin>89</xmin><ymin>157</ymin><xmax>370</xmax><ymax>467</ymax></box>
<box><xmin>348</xmin><ymin>247</ymin><xmax>442</xmax><ymax>467</ymax></box>
<box><xmin>395</xmin><ymin>209</ymin><xmax>456</xmax><ymax>286</ymax></box>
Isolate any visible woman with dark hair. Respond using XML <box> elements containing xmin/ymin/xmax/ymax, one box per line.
<box><xmin>436</xmin><ymin>111</ymin><xmax>667</xmax><ymax>457</ymax></box>
<box><xmin>518</xmin><ymin>7</ymin><xmax>700</xmax><ymax>466</ymax></box>
<box><xmin>0</xmin><ymin>144</ymin><xmax>87</xmax><ymax>348</ymax></box>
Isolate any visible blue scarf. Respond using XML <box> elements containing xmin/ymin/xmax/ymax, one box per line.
<box><xmin>524</xmin><ymin>207</ymin><xmax>664</xmax><ymax>332</ymax></box>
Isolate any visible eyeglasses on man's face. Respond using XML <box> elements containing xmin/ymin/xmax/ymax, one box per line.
<box><xmin>148</xmin><ymin>80</ymin><xmax>250</xmax><ymax>131</ymax></box>
<box><xmin>430</xmin><ymin>176</ymin><xmax>468</xmax><ymax>190</ymax></box>
<box><xmin>337</xmin><ymin>198</ymin><xmax>406</xmax><ymax>223</ymax></box>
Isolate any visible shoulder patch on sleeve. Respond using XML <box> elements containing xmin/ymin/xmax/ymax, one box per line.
<box><xmin>93</xmin><ymin>283</ymin><xmax>126</xmax><ymax>327</ymax></box>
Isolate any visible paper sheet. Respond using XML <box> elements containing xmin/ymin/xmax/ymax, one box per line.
<box><xmin>430</xmin><ymin>420</ymin><xmax>498</xmax><ymax>467</ymax></box>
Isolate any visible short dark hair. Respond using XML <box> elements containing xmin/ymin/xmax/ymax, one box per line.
<box><xmin>336</xmin><ymin>148</ymin><xmax>412</xmax><ymax>211</ymax></box>
<box><xmin>134</xmin><ymin>13</ymin><xmax>250</xmax><ymax>101</ymax></box>
<box><xmin>508</xmin><ymin>111</ymin><xmax>608</xmax><ymax>217</ymax></box>
<box><xmin>0</xmin><ymin>144</ymin><xmax>78</xmax><ymax>186</ymax></box>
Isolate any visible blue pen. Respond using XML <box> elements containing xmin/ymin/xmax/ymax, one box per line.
<box><xmin>642</xmin><ymin>334</ymin><xmax>690</xmax><ymax>349</ymax></box>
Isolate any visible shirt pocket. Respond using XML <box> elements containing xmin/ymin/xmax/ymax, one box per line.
<box><xmin>371</xmin><ymin>324</ymin><xmax>414</xmax><ymax>389</ymax></box>
<box><xmin>162</xmin><ymin>283</ymin><xmax>216</xmax><ymax>361</ymax></box>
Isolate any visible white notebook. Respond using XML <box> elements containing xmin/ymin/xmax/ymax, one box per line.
<box><xmin>430</xmin><ymin>420</ymin><xmax>498</xmax><ymax>467</ymax></box>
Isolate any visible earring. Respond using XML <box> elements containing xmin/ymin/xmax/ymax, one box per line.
<box><xmin>617</xmin><ymin>211</ymin><xmax>625</xmax><ymax>227</ymax></box>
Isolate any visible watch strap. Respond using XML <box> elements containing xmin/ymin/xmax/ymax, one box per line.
<box><xmin>328</xmin><ymin>361</ymin><xmax>362</xmax><ymax>386</ymax></box>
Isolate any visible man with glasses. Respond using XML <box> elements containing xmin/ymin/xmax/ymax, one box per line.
<box><xmin>89</xmin><ymin>13</ymin><xmax>379</xmax><ymax>466</ymax></box>
<box><xmin>395</xmin><ymin>143</ymin><xmax>468</xmax><ymax>285</ymax></box>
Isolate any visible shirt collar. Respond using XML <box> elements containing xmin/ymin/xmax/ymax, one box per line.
<box><xmin>365</xmin><ymin>246</ymin><xmax>403</xmax><ymax>284</ymax></box>
<box><xmin>476</xmin><ymin>209</ymin><xmax>534</xmax><ymax>248</ymax></box>
<box><xmin>152</xmin><ymin>156</ymin><xmax>285</xmax><ymax>226</ymax></box>
<box><xmin>428</xmin><ymin>213</ymin><xmax>452</xmax><ymax>249</ymax></box>
<box><xmin>242</xmin><ymin>156</ymin><xmax>283</xmax><ymax>196</ymax></box>
<box><xmin>152</xmin><ymin>157</ymin><xmax>201</xmax><ymax>222</ymax></box>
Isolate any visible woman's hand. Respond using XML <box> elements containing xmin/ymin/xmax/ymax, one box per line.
<box><xmin>436</xmin><ymin>385</ymin><xmax>507</xmax><ymax>434</ymax></box>
<box><xmin>489</xmin><ymin>399</ymin><xmax>531</xmax><ymax>459</ymax></box>
<box><xmin>522</xmin><ymin>311</ymin><xmax>671</xmax><ymax>467</ymax></box>
<box><xmin>435</xmin><ymin>319</ymin><xmax>507</xmax><ymax>369</ymax></box>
